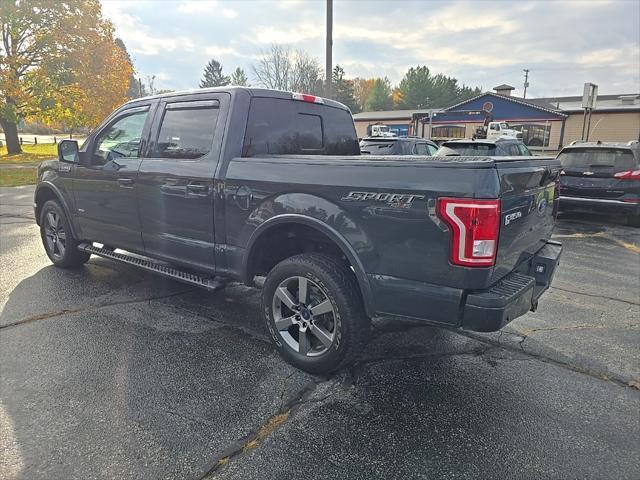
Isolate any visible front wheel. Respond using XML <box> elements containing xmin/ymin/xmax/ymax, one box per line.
<box><xmin>262</xmin><ymin>253</ymin><xmax>370</xmax><ymax>374</ymax></box>
<box><xmin>40</xmin><ymin>200</ymin><xmax>91</xmax><ymax>268</ymax></box>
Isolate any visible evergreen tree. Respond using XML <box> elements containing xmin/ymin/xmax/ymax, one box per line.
<box><xmin>365</xmin><ymin>78</ymin><xmax>392</xmax><ymax>111</ymax></box>
<box><xmin>396</xmin><ymin>65</ymin><xmax>432</xmax><ymax>109</ymax></box>
<box><xmin>200</xmin><ymin>59</ymin><xmax>230</xmax><ymax>88</ymax></box>
<box><xmin>396</xmin><ymin>65</ymin><xmax>481</xmax><ymax>109</ymax></box>
<box><xmin>332</xmin><ymin>65</ymin><xmax>358</xmax><ymax>113</ymax></box>
<box><xmin>230</xmin><ymin>67</ymin><xmax>249</xmax><ymax>86</ymax></box>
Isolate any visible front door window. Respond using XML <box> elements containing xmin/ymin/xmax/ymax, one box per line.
<box><xmin>92</xmin><ymin>111</ymin><xmax>148</xmax><ymax>166</ymax></box>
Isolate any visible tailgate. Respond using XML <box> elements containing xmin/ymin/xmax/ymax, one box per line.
<box><xmin>493</xmin><ymin>157</ymin><xmax>561</xmax><ymax>280</ymax></box>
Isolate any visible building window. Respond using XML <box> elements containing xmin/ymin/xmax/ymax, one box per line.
<box><xmin>510</xmin><ymin>123</ymin><xmax>551</xmax><ymax>147</ymax></box>
<box><xmin>431</xmin><ymin>125</ymin><xmax>465</xmax><ymax>139</ymax></box>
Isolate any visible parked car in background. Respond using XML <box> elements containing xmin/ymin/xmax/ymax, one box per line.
<box><xmin>557</xmin><ymin>141</ymin><xmax>640</xmax><ymax>226</ymax></box>
<box><xmin>435</xmin><ymin>138</ymin><xmax>532</xmax><ymax>156</ymax></box>
<box><xmin>359</xmin><ymin>137</ymin><xmax>438</xmax><ymax>155</ymax></box>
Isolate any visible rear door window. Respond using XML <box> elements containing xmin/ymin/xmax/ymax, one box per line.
<box><xmin>507</xmin><ymin>144</ymin><xmax>521</xmax><ymax>156</ymax></box>
<box><xmin>558</xmin><ymin>148</ymin><xmax>637</xmax><ymax>174</ymax></box>
<box><xmin>517</xmin><ymin>144</ymin><xmax>531</xmax><ymax>156</ymax></box>
<box><xmin>398</xmin><ymin>141</ymin><xmax>414</xmax><ymax>155</ymax></box>
<box><xmin>414</xmin><ymin>143</ymin><xmax>431</xmax><ymax>155</ymax></box>
<box><xmin>154</xmin><ymin>100</ymin><xmax>219</xmax><ymax>159</ymax></box>
<box><xmin>243</xmin><ymin>97</ymin><xmax>359</xmax><ymax>156</ymax></box>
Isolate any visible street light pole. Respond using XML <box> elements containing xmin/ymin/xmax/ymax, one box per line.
<box><xmin>325</xmin><ymin>0</ymin><xmax>333</xmax><ymax>98</ymax></box>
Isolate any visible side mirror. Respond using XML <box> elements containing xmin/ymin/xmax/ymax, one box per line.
<box><xmin>58</xmin><ymin>140</ymin><xmax>79</xmax><ymax>163</ymax></box>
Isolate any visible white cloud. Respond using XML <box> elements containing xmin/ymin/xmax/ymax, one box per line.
<box><xmin>205</xmin><ymin>45</ymin><xmax>237</xmax><ymax>56</ymax></box>
<box><xmin>153</xmin><ymin>72</ymin><xmax>172</xmax><ymax>81</ymax></box>
<box><xmin>276</xmin><ymin>0</ymin><xmax>305</xmax><ymax>9</ymax></box>
<box><xmin>333</xmin><ymin>4</ymin><xmax>520</xmax><ymax>51</ymax></box>
<box><xmin>222</xmin><ymin>8</ymin><xmax>238</xmax><ymax>18</ymax></box>
<box><xmin>576</xmin><ymin>45</ymin><xmax>639</xmax><ymax>66</ymax></box>
<box><xmin>177</xmin><ymin>1</ymin><xmax>218</xmax><ymax>13</ymax></box>
<box><xmin>102</xmin><ymin>2</ymin><xmax>195</xmax><ymax>55</ymax></box>
<box><xmin>251</xmin><ymin>23</ymin><xmax>322</xmax><ymax>44</ymax></box>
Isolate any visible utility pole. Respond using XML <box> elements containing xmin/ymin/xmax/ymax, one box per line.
<box><xmin>523</xmin><ymin>69</ymin><xmax>530</xmax><ymax>99</ymax></box>
<box><xmin>325</xmin><ymin>0</ymin><xmax>333</xmax><ymax>98</ymax></box>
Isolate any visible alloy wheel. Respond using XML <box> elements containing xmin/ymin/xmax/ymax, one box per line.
<box><xmin>271</xmin><ymin>276</ymin><xmax>336</xmax><ymax>357</ymax></box>
<box><xmin>44</xmin><ymin>211</ymin><xmax>66</xmax><ymax>259</ymax></box>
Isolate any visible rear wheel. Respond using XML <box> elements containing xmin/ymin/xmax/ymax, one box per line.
<box><xmin>40</xmin><ymin>200</ymin><xmax>90</xmax><ymax>268</ymax></box>
<box><xmin>262</xmin><ymin>253</ymin><xmax>370</xmax><ymax>374</ymax></box>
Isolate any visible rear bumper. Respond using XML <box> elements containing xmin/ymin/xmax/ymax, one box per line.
<box><xmin>369</xmin><ymin>241</ymin><xmax>562</xmax><ymax>331</ymax></box>
<box><xmin>461</xmin><ymin>241</ymin><xmax>562</xmax><ymax>332</ymax></box>
<box><xmin>559</xmin><ymin>196</ymin><xmax>640</xmax><ymax>216</ymax></box>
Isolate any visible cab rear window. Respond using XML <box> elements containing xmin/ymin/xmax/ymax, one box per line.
<box><xmin>558</xmin><ymin>148</ymin><xmax>637</xmax><ymax>173</ymax></box>
<box><xmin>242</xmin><ymin>97</ymin><xmax>359</xmax><ymax>156</ymax></box>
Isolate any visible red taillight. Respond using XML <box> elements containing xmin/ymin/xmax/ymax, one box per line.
<box><xmin>437</xmin><ymin>198</ymin><xmax>501</xmax><ymax>267</ymax></box>
<box><xmin>292</xmin><ymin>93</ymin><xmax>324</xmax><ymax>104</ymax></box>
<box><xmin>613</xmin><ymin>169</ymin><xmax>640</xmax><ymax>180</ymax></box>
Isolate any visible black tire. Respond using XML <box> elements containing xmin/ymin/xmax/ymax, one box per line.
<box><xmin>262</xmin><ymin>253</ymin><xmax>370</xmax><ymax>374</ymax></box>
<box><xmin>40</xmin><ymin>200</ymin><xmax>91</xmax><ymax>268</ymax></box>
<box><xmin>627</xmin><ymin>214</ymin><xmax>640</xmax><ymax>228</ymax></box>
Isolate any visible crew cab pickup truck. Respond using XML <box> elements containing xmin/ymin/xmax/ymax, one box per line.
<box><xmin>35</xmin><ymin>87</ymin><xmax>562</xmax><ymax>374</ymax></box>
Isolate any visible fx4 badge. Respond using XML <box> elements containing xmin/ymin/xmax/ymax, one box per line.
<box><xmin>341</xmin><ymin>191</ymin><xmax>425</xmax><ymax>208</ymax></box>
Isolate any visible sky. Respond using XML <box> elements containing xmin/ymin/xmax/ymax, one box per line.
<box><xmin>101</xmin><ymin>0</ymin><xmax>640</xmax><ymax>98</ymax></box>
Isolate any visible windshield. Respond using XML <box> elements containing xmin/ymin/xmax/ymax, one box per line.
<box><xmin>500</xmin><ymin>123</ymin><xmax>509</xmax><ymax>129</ymax></box>
<box><xmin>558</xmin><ymin>148</ymin><xmax>637</xmax><ymax>173</ymax></box>
<box><xmin>437</xmin><ymin>143</ymin><xmax>496</xmax><ymax>156</ymax></box>
<box><xmin>377</xmin><ymin>126</ymin><xmax>390</xmax><ymax>132</ymax></box>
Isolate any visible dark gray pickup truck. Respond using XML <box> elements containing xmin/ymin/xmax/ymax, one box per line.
<box><xmin>35</xmin><ymin>87</ymin><xmax>562</xmax><ymax>373</ymax></box>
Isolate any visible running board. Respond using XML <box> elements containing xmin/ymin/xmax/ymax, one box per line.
<box><xmin>78</xmin><ymin>243</ymin><xmax>227</xmax><ymax>292</ymax></box>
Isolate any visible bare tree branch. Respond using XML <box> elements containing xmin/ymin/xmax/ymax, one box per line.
<box><xmin>251</xmin><ymin>44</ymin><xmax>323</xmax><ymax>94</ymax></box>
<box><xmin>252</xmin><ymin>44</ymin><xmax>292</xmax><ymax>91</ymax></box>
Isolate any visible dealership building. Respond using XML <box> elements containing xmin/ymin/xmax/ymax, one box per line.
<box><xmin>352</xmin><ymin>85</ymin><xmax>640</xmax><ymax>152</ymax></box>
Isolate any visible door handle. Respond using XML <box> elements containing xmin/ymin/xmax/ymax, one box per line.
<box><xmin>118</xmin><ymin>178</ymin><xmax>134</xmax><ymax>188</ymax></box>
<box><xmin>186</xmin><ymin>183</ymin><xmax>210</xmax><ymax>196</ymax></box>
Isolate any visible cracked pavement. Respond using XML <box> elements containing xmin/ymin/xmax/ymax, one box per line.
<box><xmin>1</xmin><ymin>186</ymin><xmax>639</xmax><ymax>480</ymax></box>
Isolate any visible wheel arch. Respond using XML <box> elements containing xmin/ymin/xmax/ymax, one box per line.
<box><xmin>34</xmin><ymin>183</ymin><xmax>79</xmax><ymax>239</ymax></box>
<box><xmin>242</xmin><ymin>214</ymin><xmax>374</xmax><ymax>316</ymax></box>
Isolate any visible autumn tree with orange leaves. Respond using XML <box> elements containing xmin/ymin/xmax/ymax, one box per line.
<box><xmin>353</xmin><ymin>78</ymin><xmax>375</xmax><ymax>113</ymax></box>
<box><xmin>0</xmin><ymin>1</ymin><xmax>132</xmax><ymax>154</ymax></box>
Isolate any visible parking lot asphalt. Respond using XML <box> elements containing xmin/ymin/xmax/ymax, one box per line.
<box><xmin>1</xmin><ymin>185</ymin><xmax>639</xmax><ymax>480</ymax></box>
